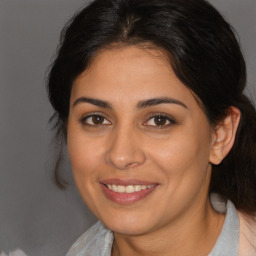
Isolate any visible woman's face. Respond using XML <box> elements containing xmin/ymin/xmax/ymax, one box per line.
<box><xmin>67</xmin><ymin>46</ymin><xmax>216</xmax><ymax>235</ymax></box>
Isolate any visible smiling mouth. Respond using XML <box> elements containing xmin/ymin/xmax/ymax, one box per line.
<box><xmin>100</xmin><ymin>181</ymin><xmax>158</xmax><ymax>204</ymax></box>
<box><xmin>105</xmin><ymin>184</ymin><xmax>154</xmax><ymax>193</ymax></box>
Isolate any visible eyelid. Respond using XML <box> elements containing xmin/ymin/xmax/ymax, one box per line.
<box><xmin>80</xmin><ymin>112</ymin><xmax>112</xmax><ymax>126</ymax></box>
<box><xmin>143</xmin><ymin>113</ymin><xmax>176</xmax><ymax>128</ymax></box>
<box><xmin>79</xmin><ymin>112</ymin><xmax>176</xmax><ymax>128</ymax></box>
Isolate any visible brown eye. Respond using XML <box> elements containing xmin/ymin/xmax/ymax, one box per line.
<box><xmin>154</xmin><ymin>116</ymin><xmax>168</xmax><ymax>126</ymax></box>
<box><xmin>92</xmin><ymin>115</ymin><xmax>105</xmax><ymax>124</ymax></box>
<box><xmin>82</xmin><ymin>114</ymin><xmax>111</xmax><ymax>126</ymax></box>
<box><xmin>144</xmin><ymin>114</ymin><xmax>175</xmax><ymax>128</ymax></box>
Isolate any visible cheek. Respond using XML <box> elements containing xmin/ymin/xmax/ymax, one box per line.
<box><xmin>67</xmin><ymin>128</ymin><xmax>106</xmax><ymax>214</ymax></box>
<box><xmin>68</xmin><ymin>139</ymin><xmax>100</xmax><ymax>172</ymax></box>
<box><xmin>67</xmin><ymin>124</ymin><xmax>104</xmax><ymax>184</ymax></box>
<box><xmin>146</xmin><ymin>126</ymin><xmax>212</xmax><ymax>215</ymax></box>
<box><xmin>148</xmin><ymin>124</ymin><xmax>212</xmax><ymax>180</ymax></box>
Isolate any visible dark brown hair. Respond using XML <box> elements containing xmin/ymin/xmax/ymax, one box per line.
<box><xmin>47</xmin><ymin>0</ymin><xmax>256</xmax><ymax>215</ymax></box>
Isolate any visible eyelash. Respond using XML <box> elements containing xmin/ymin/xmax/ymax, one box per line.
<box><xmin>143</xmin><ymin>113</ymin><xmax>176</xmax><ymax>129</ymax></box>
<box><xmin>80</xmin><ymin>113</ymin><xmax>176</xmax><ymax>128</ymax></box>
<box><xmin>80</xmin><ymin>113</ymin><xmax>111</xmax><ymax>127</ymax></box>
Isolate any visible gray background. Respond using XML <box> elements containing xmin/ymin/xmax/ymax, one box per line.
<box><xmin>0</xmin><ymin>0</ymin><xmax>255</xmax><ymax>255</ymax></box>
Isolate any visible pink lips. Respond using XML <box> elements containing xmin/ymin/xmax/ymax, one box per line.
<box><xmin>100</xmin><ymin>179</ymin><xmax>158</xmax><ymax>205</ymax></box>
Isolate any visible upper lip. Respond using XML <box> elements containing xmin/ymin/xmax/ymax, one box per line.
<box><xmin>100</xmin><ymin>178</ymin><xmax>158</xmax><ymax>186</ymax></box>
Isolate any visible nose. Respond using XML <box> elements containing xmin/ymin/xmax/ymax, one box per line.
<box><xmin>104</xmin><ymin>126</ymin><xmax>146</xmax><ymax>170</ymax></box>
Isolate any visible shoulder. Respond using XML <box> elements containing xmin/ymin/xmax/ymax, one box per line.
<box><xmin>67</xmin><ymin>221</ymin><xmax>114</xmax><ymax>256</ymax></box>
<box><xmin>210</xmin><ymin>194</ymin><xmax>256</xmax><ymax>255</ymax></box>
<box><xmin>238</xmin><ymin>211</ymin><xmax>256</xmax><ymax>256</ymax></box>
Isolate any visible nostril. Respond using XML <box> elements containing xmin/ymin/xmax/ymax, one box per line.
<box><xmin>125</xmin><ymin>162</ymin><xmax>138</xmax><ymax>168</ymax></box>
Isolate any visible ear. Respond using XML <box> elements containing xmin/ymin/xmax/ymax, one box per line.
<box><xmin>209</xmin><ymin>106</ymin><xmax>241</xmax><ymax>165</ymax></box>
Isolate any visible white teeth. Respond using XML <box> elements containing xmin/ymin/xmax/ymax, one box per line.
<box><xmin>112</xmin><ymin>184</ymin><xmax>118</xmax><ymax>192</ymax></box>
<box><xmin>117</xmin><ymin>185</ymin><xmax>126</xmax><ymax>193</ymax></box>
<box><xmin>126</xmin><ymin>185</ymin><xmax>135</xmax><ymax>193</ymax></box>
<box><xmin>106</xmin><ymin>184</ymin><xmax>154</xmax><ymax>193</ymax></box>
<box><xmin>135</xmin><ymin>185</ymin><xmax>141</xmax><ymax>192</ymax></box>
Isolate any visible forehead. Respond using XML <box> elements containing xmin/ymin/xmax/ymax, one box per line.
<box><xmin>71</xmin><ymin>46</ymin><xmax>197</xmax><ymax>109</ymax></box>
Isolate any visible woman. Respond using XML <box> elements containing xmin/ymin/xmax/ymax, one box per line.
<box><xmin>47</xmin><ymin>0</ymin><xmax>256</xmax><ymax>255</ymax></box>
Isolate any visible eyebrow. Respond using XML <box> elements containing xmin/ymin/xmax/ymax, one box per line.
<box><xmin>72</xmin><ymin>96</ymin><xmax>188</xmax><ymax>109</ymax></box>
<box><xmin>137</xmin><ymin>97</ymin><xmax>188</xmax><ymax>109</ymax></box>
<box><xmin>73</xmin><ymin>97</ymin><xmax>113</xmax><ymax>109</ymax></box>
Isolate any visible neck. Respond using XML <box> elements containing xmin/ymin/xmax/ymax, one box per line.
<box><xmin>112</xmin><ymin>197</ymin><xmax>225</xmax><ymax>256</ymax></box>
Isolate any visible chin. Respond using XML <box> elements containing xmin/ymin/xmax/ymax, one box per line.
<box><xmin>107</xmin><ymin>222</ymin><xmax>151</xmax><ymax>236</ymax></box>
<box><xmin>100</xmin><ymin>210</ymin><xmax>156</xmax><ymax>236</ymax></box>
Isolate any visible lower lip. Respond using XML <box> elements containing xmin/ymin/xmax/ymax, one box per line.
<box><xmin>100</xmin><ymin>184</ymin><xmax>157</xmax><ymax>205</ymax></box>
